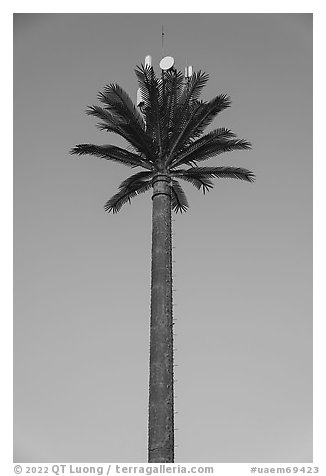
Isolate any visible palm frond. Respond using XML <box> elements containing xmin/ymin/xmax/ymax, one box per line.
<box><xmin>97</xmin><ymin>83</ymin><xmax>155</xmax><ymax>158</ymax></box>
<box><xmin>86</xmin><ymin>105</ymin><xmax>136</xmax><ymax>142</ymax></box>
<box><xmin>179</xmin><ymin>70</ymin><xmax>209</xmax><ymax>105</ymax></box>
<box><xmin>104</xmin><ymin>179</ymin><xmax>152</xmax><ymax>213</ymax></box>
<box><xmin>165</xmin><ymin>71</ymin><xmax>210</xmax><ymax>160</ymax></box>
<box><xmin>175</xmin><ymin>127</ymin><xmax>237</xmax><ymax>156</ymax></box>
<box><xmin>186</xmin><ymin>127</ymin><xmax>237</xmax><ymax>146</ymax></box>
<box><xmin>167</xmin><ymin>94</ymin><xmax>232</xmax><ymax>163</ymax></box>
<box><xmin>174</xmin><ymin>166</ymin><xmax>255</xmax><ymax>183</ymax></box>
<box><xmin>171</xmin><ymin>172</ymin><xmax>214</xmax><ymax>194</ymax></box>
<box><xmin>167</xmin><ymin>101</ymin><xmax>202</xmax><ymax>160</ymax></box>
<box><xmin>135</xmin><ymin>65</ymin><xmax>162</xmax><ymax>155</ymax></box>
<box><xmin>171</xmin><ymin>180</ymin><xmax>189</xmax><ymax>213</ymax></box>
<box><xmin>118</xmin><ymin>170</ymin><xmax>154</xmax><ymax>189</ymax></box>
<box><xmin>70</xmin><ymin>144</ymin><xmax>153</xmax><ymax>170</ymax></box>
<box><xmin>187</xmin><ymin>94</ymin><xmax>232</xmax><ymax>140</ymax></box>
<box><xmin>134</xmin><ymin>65</ymin><xmax>153</xmax><ymax>109</ymax></box>
<box><xmin>98</xmin><ymin>83</ymin><xmax>145</xmax><ymax>130</ymax></box>
<box><xmin>171</xmin><ymin>138</ymin><xmax>252</xmax><ymax>168</ymax></box>
<box><xmin>159</xmin><ymin>69</ymin><xmax>185</xmax><ymax>154</ymax></box>
<box><xmin>86</xmin><ymin>105</ymin><xmax>125</xmax><ymax>124</ymax></box>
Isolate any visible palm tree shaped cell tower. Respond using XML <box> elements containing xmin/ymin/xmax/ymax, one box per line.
<box><xmin>71</xmin><ymin>52</ymin><xmax>254</xmax><ymax>463</ymax></box>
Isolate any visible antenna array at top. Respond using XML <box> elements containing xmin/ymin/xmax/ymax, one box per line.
<box><xmin>136</xmin><ymin>53</ymin><xmax>193</xmax><ymax>109</ymax></box>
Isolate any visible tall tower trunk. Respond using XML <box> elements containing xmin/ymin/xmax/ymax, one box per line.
<box><xmin>148</xmin><ymin>173</ymin><xmax>174</xmax><ymax>463</ymax></box>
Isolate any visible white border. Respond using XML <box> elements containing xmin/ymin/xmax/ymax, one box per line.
<box><xmin>3</xmin><ymin>3</ymin><xmax>323</xmax><ymax>475</ymax></box>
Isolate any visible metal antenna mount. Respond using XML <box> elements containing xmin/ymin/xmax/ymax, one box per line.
<box><xmin>161</xmin><ymin>25</ymin><xmax>165</xmax><ymax>56</ymax></box>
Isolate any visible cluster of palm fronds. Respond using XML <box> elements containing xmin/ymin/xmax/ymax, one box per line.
<box><xmin>71</xmin><ymin>65</ymin><xmax>254</xmax><ymax>213</ymax></box>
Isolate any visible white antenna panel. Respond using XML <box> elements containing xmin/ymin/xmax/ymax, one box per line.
<box><xmin>185</xmin><ymin>65</ymin><xmax>193</xmax><ymax>78</ymax></box>
<box><xmin>145</xmin><ymin>55</ymin><xmax>152</xmax><ymax>67</ymax></box>
<box><xmin>137</xmin><ymin>88</ymin><xmax>144</xmax><ymax>108</ymax></box>
<box><xmin>159</xmin><ymin>56</ymin><xmax>174</xmax><ymax>71</ymax></box>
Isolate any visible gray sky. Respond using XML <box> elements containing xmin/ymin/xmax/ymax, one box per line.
<box><xmin>14</xmin><ymin>13</ymin><xmax>312</xmax><ymax>463</ymax></box>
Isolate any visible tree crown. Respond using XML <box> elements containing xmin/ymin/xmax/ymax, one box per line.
<box><xmin>71</xmin><ymin>64</ymin><xmax>254</xmax><ymax>213</ymax></box>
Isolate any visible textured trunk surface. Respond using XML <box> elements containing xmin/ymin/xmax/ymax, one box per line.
<box><xmin>148</xmin><ymin>174</ymin><xmax>174</xmax><ymax>463</ymax></box>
